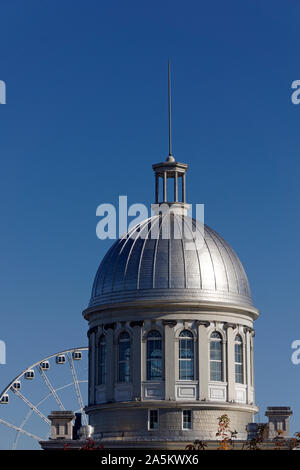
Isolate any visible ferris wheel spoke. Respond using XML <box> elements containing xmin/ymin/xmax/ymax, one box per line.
<box><xmin>67</xmin><ymin>353</ymin><xmax>88</xmax><ymax>426</ymax></box>
<box><xmin>12</xmin><ymin>389</ymin><xmax>50</xmax><ymax>425</ymax></box>
<box><xmin>38</xmin><ymin>367</ymin><xmax>65</xmax><ymax>411</ymax></box>
<box><xmin>0</xmin><ymin>418</ymin><xmax>42</xmax><ymax>441</ymax></box>
<box><xmin>12</xmin><ymin>380</ymin><xmax>88</xmax><ymax>450</ymax></box>
<box><xmin>1</xmin><ymin>347</ymin><xmax>88</xmax><ymax>449</ymax></box>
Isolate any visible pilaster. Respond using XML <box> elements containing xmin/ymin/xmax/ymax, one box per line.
<box><xmin>163</xmin><ymin>320</ymin><xmax>176</xmax><ymax>400</ymax></box>
<box><xmin>105</xmin><ymin>328</ymin><xmax>114</xmax><ymax>402</ymax></box>
<box><xmin>131</xmin><ymin>321</ymin><xmax>143</xmax><ymax>399</ymax></box>
<box><xmin>197</xmin><ymin>321</ymin><xmax>210</xmax><ymax>400</ymax></box>
<box><xmin>225</xmin><ymin>323</ymin><xmax>236</xmax><ymax>402</ymax></box>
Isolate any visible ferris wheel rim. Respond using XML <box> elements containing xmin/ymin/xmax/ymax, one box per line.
<box><xmin>0</xmin><ymin>346</ymin><xmax>88</xmax><ymax>450</ymax></box>
<box><xmin>0</xmin><ymin>346</ymin><xmax>88</xmax><ymax>399</ymax></box>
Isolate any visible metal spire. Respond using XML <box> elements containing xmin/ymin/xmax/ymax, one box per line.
<box><xmin>168</xmin><ymin>59</ymin><xmax>173</xmax><ymax>158</ymax></box>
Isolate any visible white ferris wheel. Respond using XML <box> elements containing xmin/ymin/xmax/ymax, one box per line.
<box><xmin>0</xmin><ymin>347</ymin><xmax>88</xmax><ymax>450</ymax></box>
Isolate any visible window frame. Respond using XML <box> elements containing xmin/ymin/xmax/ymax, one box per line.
<box><xmin>182</xmin><ymin>409</ymin><xmax>193</xmax><ymax>430</ymax></box>
<box><xmin>234</xmin><ymin>334</ymin><xmax>244</xmax><ymax>384</ymax></box>
<box><xmin>209</xmin><ymin>331</ymin><xmax>223</xmax><ymax>382</ymax></box>
<box><xmin>118</xmin><ymin>331</ymin><xmax>131</xmax><ymax>383</ymax></box>
<box><xmin>146</xmin><ymin>330</ymin><xmax>163</xmax><ymax>381</ymax></box>
<box><xmin>178</xmin><ymin>330</ymin><xmax>195</xmax><ymax>381</ymax></box>
<box><xmin>148</xmin><ymin>409</ymin><xmax>159</xmax><ymax>430</ymax></box>
<box><xmin>98</xmin><ymin>334</ymin><xmax>106</xmax><ymax>385</ymax></box>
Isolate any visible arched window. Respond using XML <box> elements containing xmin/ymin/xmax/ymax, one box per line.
<box><xmin>179</xmin><ymin>330</ymin><xmax>194</xmax><ymax>380</ymax></box>
<box><xmin>98</xmin><ymin>335</ymin><xmax>106</xmax><ymax>385</ymax></box>
<box><xmin>234</xmin><ymin>334</ymin><xmax>244</xmax><ymax>384</ymax></box>
<box><xmin>118</xmin><ymin>331</ymin><xmax>131</xmax><ymax>383</ymax></box>
<box><xmin>210</xmin><ymin>331</ymin><xmax>223</xmax><ymax>382</ymax></box>
<box><xmin>146</xmin><ymin>330</ymin><xmax>162</xmax><ymax>381</ymax></box>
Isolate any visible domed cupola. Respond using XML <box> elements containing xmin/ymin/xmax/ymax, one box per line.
<box><xmin>84</xmin><ymin>62</ymin><xmax>259</xmax><ymax>448</ymax></box>
<box><xmin>89</xmin><ymin>153</ymin><xmax>253</xmax><ymax>310</ymax></box>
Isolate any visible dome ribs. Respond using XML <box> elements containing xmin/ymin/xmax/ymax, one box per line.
<box><xmin>110</xmin><ymin>222</ymin><xmax>145</xmax><ymax>293</ymax></box>
<box><xmin>136</xmin><ymin>216</ymin><xmax>159</xmax><ymax>290</ymax></box>
<box><xmin>153</xmin><ymin>212</ymin><xmax>170</xmax><ymax>289</ymax></box>
<box><xmin>209</xmin><ymin>227</ymin><xmax>245</xmax><ymax>296</ymax></box>
<box><xmin>101</xmin><ymin>237</ymin><xmax>126</xmax><ymax>294</ymax></box>
<box><xmin>205</xmin><ymin>226</ymin><xmax>230</xmax><ymax>293</ymax></box>
<box><xmin>184</xmin><ymin>217</ymin><xmax>203</xmax><ymax>289</ymax></box>
<box><xmin>123</xmin><ymin>218</ymin><xmax>152</xmax><ymax>291</ymax></box>
<box><xmin>172</xmin><ymin>214</ymin><xmax>187</xmax><ymax>289</ymax></box>
<box><xmin>152</xmin><ymin>213</ymin><xmax>163</xmax><ymax>289</ymax></box>
<box><xmin>89</xmin><ymin>215</ymin><xmax>253</xmax><ymax>308</ymax></box>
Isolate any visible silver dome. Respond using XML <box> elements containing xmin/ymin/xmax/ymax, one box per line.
<box><xmin>89</xmin><ymin>213</ymin><xmax>252</xmax><ymax>308</ymax></box>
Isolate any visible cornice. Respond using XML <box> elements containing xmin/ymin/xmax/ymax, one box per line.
<box><xmin>83</xmin><ymin>300</ymin><xmax>260</xmax><ymax>322</ymax></box>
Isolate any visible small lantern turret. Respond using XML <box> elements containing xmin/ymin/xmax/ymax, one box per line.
<box><xmin>152</xmin><ymin>60</ymin><xmax>188</xmax><ymax>206</ymax></box>
<box><xmin>152</xmin><ymin>158</ymin><xmax>188</xmax><ymax>204</ymax></box>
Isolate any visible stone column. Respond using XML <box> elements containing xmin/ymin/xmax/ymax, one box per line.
<box><xmin>174</xmin><ymin>171</ymin><xmax>178</xmax><ymax>202</ymax></box>
<box><xmin>105</xmin><ymin>327</ymin><xmax>114</xmax><ymax>402</ymax></box>
<box><xmin>197</xmin><ymin>321</ymin><xmax>210</xmax><ymax>401</ymax></box>
<box><xmin>130</xmin><ymin>321</ymin><xmax>143</xmax><ymax>399</ymax></box>
<box><xmin>163</xmin><ymin>172</ymin><xmax>167</xmax><ymax>202</ymax></box>
<box><xmin>225</xmin><ymin>323</ymin><xmax>236</xmax><ymax>402</ymax></box>
<box><xmin>182</xmin><ymin>173</ymin><xmax>186</xmax><ymax>203</ymax></box>
<box><xmin>163</xmin><ymin>320</ymin><xmax>176</xmax><ymax>400</ymax></box>
<box><xmin>155</xmin><ymin>174</ymin><xmax>159</xmax><ymax>203</ymax></box>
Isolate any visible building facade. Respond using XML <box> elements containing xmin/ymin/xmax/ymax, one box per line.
<box><xmin>82</xmin><ymin>156</ymin><xmax>260</xmax><ymax>448</ymax></box>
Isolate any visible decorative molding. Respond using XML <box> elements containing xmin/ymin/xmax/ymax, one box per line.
<box><xmin>162</xmin><ymin>320</ymin><xmax>177</xmax><ymax>328</ymax></box>
<box><xmin>243</xmin><ymin>326</ymin><xmax>254</xmax><ymax>334</ymax></box>
<box><xmin>195</xmin><ymin>320</ymin><xmax>210</xmax><ymax>328</ymax></box>
<box><xmin>87</xmin><ymin>326</ymin><xmax>98</xmax><ymax>338</ymax></box>
<box><xmin>176</xmin><ymin>384</ymin><xmax>197</xmax><ymax>400</ymax></box>
<box><xmin>129</xmin><ymin>321</ymin><xmax>144</xmax><ymax>328</ymax></box>
<box><xmin>104</xmin><ymin>323</ymin><xmax>116</xmax><ymax>330</ymax></box>
<box><xmin>223</xmin><ymin>322</ymin><xmax>237</xmax><ymax>330</ymax></box>
<box><xmin>208</xmin><ymin>384</ymin><xmax>227</xmax><ymax>402</ymax></box>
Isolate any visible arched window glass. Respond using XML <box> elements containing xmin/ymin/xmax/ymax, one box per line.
<box><xmin>98</xmin><ymin>335</ymin><xmax>106</xmax><ymax>385</ymax></box>
<box><xmin>210</xmin><ymin>331</ymin><xmax>223</xmax><ymax>381</ymax></box>
<box><xmin>234</xmin><ymin>334</ymin><xmax>244</xmax><ymax>384</ymax></box>
<box><xmin>118</xmin><ymin>331</ymin><xmax>131</xmax><ymax>383</ymax></box>
<box><xmin>179</xmin><ymin>330</ymin><xmax>194</xmax><ymax>380</ymax></box>
<box><xmin>146</xmin><ymin>330</ymin><xmax>162</xmax><ymax>381</ymax></box>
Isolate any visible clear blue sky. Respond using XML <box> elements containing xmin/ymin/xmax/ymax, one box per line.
<box><xmin>0</xmin><ymin>0</ymin><xmax>300</xmax><ymax>444</ymax></box>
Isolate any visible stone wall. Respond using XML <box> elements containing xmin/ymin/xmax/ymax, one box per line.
<box><xmin>88</xmin><ymin>406</ymin><xmax>253</xmax><ymax>442</ymax></box>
